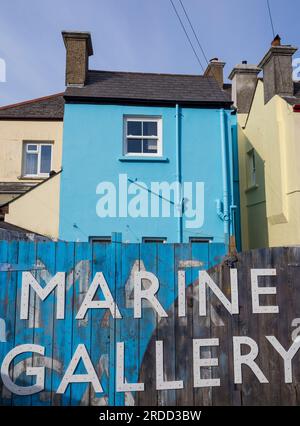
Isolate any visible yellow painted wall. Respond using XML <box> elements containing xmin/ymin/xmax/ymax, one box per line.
<box><xmin>0</xmin><ymin>120</ymin><xmax>63</xmax><ymax>182</ymax></box>
<box><xmin>5</xmin><ymin>173</ymin><xmax>61</xmax><ymax>239</ymax></box>
<box><xmin>238</xmin><ymin>80</ymin><xmax>300</xmax><ymax>249</ymax></box>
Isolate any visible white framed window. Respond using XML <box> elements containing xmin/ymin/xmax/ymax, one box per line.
<box><xmin>247</xmin><ymin>149</ymin><xmax>256</xmax><ymax>188</ymax></box>
<box><xmin>124</xmin><ymin>116</ymin><xmax>162</xmax><ymax>157</ymax></box>
<box><xmin>23</xmin><ymin>142</ymin><xmax>53</xmax><ymax>177</ymax></box>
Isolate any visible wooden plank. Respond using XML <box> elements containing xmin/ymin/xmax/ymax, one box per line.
<box><xmin>156</xmin><ymin>243</ymin><xmax>176</xmax><ymax>406</ymax></box>
<box><xmin>276</xmin><ymin>247</ymin><xmax>297</xmax><ymax>405</ymax></box>
<box><xmin>118</xmin><ymin>243</ymin><xmax>140</xmax><ymax>407</ymax></box>
<box><xmin>89</xmin><ymin>242</ymin><xmax>111</xmax><ymax>406</ymax></box>
<box><xmin>191</xmin><ymin>243</ymin><xmax>210</xmax><ymax>406</ymax></box>
<box><xmin>12</xmin><ymin>241</ymin><xmax>36</xmax><ymax>406</ymax></box>
<box><xmin>52</xmin><ymin>241</ymin><xmax>75</xmax><ymax>406</ymax></box>
<box><xmin>0</xmin><ymin>241</ymin><xmax>17</xmax><ymax>406</ymax></box>
<box><xmin>137</xmin><ymin>243</ymin><xmax>158</xmax><ymax>406</ymax></box>
<box><xmin>71</xmin><ymin>243</ymin><xmax>92</xmax><ymax>406</ymax></box>
<box><xmin>31</xmin><ymin>242</ymin><xmax>56</xmax><ymax>405</ymax></box>
<box><xmin>287</xmin><ymin>247</ymin><xmax>300</xmax><ymax>405</ymax></box>
<box><xmin>258</xmin><ymin>247</ymin><xmax>280</xmax><ymax>406</ymax></box>
<box><xmin>174</xmin><ymin>243</ymin><xmax>193</xmax><ymax>406</ymax></box>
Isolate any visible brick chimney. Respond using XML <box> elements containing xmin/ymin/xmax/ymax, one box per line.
<box><xmin>62</xmin><ymin>31</ymin><xmax>93</xmax><ymax>87</ymax></box>
<box><xmin>204</xmin><ymin>58</ymin><xmax>225</xmax><ymax>88</ymax></box>
<box><xmin>258</xmin><ymin>35</ymin><xmax>297</xmax><ymax>104</ymax></box>
<box><xmin>229</xmin><ymin>62</ymin><xmax>261</xmax><ymax>113</ymax></box>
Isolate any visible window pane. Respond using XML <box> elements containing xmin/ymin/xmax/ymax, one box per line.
<box><xmin>40</xmin><ymin>145</ymin><xmax>52</xmax><ymax>174</ymax></box>
<box><xmin>143</xmin><ymin>121</ymin><xmax>157</xmax><ymax>136</ymax></box>
<box><xmin>25</xmin><ymin>153</ymin><xmax>38</xmax><ymax>175</ymax></box>
<box><xmin>127</xmin><ymin>138</ymin><xmax>142</xmax><ymax>153</ymax></box>
<box><xmin>27</xmin><ymin>144</ymin><xmax>38</xmax><ymax>152</ymax></box>
<box><xmin>143</xmin><ymin>139</ymin><xmax>158</xmax><ymax>153</ymax></box>
<box><xmin>127</xmin><ymin>121</ymin><xmax>142</xmax><ymax>136</ymax></box>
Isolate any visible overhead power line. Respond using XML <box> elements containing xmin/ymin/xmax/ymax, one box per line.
<box><xmin>178</xmin><ymin>0</ymin><xmax>210</xmax><ymax>67</ymax></box>
<box><xmin>266</xmin><ymin>0</ymin><xmax>276</xmax><ymax>39</ymax></box>
<box><xmin>169</xmin><ymin>0</ymin><xmax>229</xmax><ymax>103</ymax></box>
<box><xmin>169</xmin><ymin>0</ymin><xmax>205</xmax><ymax>72</ymax></box>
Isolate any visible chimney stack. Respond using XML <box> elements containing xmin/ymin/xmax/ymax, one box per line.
<box><xmin>62</xmin><ymin>31</ymin><xmax>93</xmax><ymax>87</ymax></box>
<box><xmin>258</xmin><ymin>36</ymin><xmax>297</xmax><ymax>104</ymax></box>
<box><xmin>204</xmin><ymin>58</ymin><xmax>226</xmax><ymax>88</ymax></box>
<box><xmin>229</xmin><ymin>63</ymin><xmax>261</xmax><ymax>113</ymax></box>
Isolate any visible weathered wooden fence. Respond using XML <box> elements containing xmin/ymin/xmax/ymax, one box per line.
<box><xmin>0</xmin><ymin>241</ymin><xmax>300</xmax><ymax>406</ymax></box>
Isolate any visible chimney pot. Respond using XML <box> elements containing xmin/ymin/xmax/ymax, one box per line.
<box><xmin>271</xmin><ymin>34</ymin><xmax>281</xmax><ymax>47</ymax></box>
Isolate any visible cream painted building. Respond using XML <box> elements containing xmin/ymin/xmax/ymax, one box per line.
<box><xmin>0</xmin><ymin>93</ymin><xmax>64</xmax><ymax>209</ymax></box>
<box><xmin>230</xmin><ymin>37</ymin><xmax>300</xmax><ymax>249</ymax></box>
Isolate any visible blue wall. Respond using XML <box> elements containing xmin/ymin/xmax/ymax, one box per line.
<box><xmin>59</xmin><ymin>103</ymin><xmax>239</xmax><ymax>245</ymax></box>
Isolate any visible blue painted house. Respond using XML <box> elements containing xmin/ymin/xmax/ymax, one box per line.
<box><xmin>5</xmin><ymin>31</ymin><xmax>240</xmax><ymax>248</ymax></box>
<box><xmin>60</xmin><ymin>32</ymin><xmax>240</xmax><ymax>247</ymax></box>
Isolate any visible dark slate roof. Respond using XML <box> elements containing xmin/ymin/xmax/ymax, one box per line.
<box><xmin>223</xmin><ymin>83</ymin><xmax>232</xmax><ymax>98</ymax></box>
<box><xmin>0</xmin><ymin>93</ymin><xmax>65</xmax><ymax>120</ymax></box>
<box><xmin>65</xmin><ymin>70</ymin><xmax>232</xmax><ymax>106</ymax></box>
<box><xmin>0</xmin><ymin>221</ymin><xmax>50</xmax><ymax>241</ymax></box>
<box><xmin>0</xmin><ymin>182</ymin><xmax>36</xmax><ymax>195</ymax></box>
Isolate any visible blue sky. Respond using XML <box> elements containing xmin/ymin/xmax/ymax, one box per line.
<box><xmin>0</xmin><ymin>0</ymin><xmax>300</xmax><ymax>106</ymax></box>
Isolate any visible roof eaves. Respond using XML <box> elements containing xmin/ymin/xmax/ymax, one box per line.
<box><xmin>64</xmin><ymin>95</ymin><xmax>233</xmax><ymax>108</ymax></box>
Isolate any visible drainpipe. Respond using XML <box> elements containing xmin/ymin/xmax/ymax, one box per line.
<box><xmin>175</xmin><ymin>104</ymin><xmax>183</xmax><ymax>243</ymax></box>
<box><xmin>219</xmin><ymin>109</ymin><xmax>230</xmax><ymax>246</ymax></box>
<box><xmin>227</xmin><ymin>114</ymin><xmax>237</xmax><ymax>237</ymax></box>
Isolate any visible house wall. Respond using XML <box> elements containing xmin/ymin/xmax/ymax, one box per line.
<box><xmin>59</xmin><ymin>103</ymin><xmax>239</xmax><ymax>244</ymax></box>
<box><xmin>5</xmin><ymin>172</ymin><xmax>61</xmax><ymax>239</ymax></box>
<box><xmin>238</xmin><ymin>80</ymin><xmax>300</xmax><ymax>249</ymax></box>
<box><xmin>0</xmin><ymin>120</ymin><xmax>63</xmax><ymax>203</ymax></box>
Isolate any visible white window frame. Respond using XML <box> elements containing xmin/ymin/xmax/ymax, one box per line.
<box><xmin>123</xmin><ymin>116</ymin><xmax>163</xmax><ymax>157</ymax></box>
<box><xmin>23</xmin><ymin>142</ymin><xmax>53</xmax><ymax>178</ymax></box>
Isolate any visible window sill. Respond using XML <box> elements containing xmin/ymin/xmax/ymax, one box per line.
<box><xmin>18</xmin><ymin>176</ymin><xmax>48</xmax><ymax>181</ymax></box>
<box><xmin>245</xmin><ymin>184</ymin><xmax>259</xmax><ymax>193</ymax></box>
<box><xmin>118</xmin><ymin>156</ymin><xmax>169</xmax><ymax>163</ymax></box>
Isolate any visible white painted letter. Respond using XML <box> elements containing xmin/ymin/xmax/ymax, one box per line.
<box><xmin>57</xmin><ymin>344</ymin><xmax>103</xmax><ymax>394</ymax></box>
<box><xmin>21</xmin><ymin>272</ymin><xmax>65</xmax><ymax>320</ymax></box>
<box><xmin>251</xmin><ymin>269</ymin><xmax>278</xmax><ymax>314</ymax></box>
<box><xmin>116</xmin><ymin>342</ymin><xmax>144</xmax><ymax>392</ymax></box>
<box><xmin>156</xmin><ymin>341</ymin><xmax>183</xmax><ymax>390</ymax></box>
<box><xmin>233</xmin><ymin>336</ymin><xmax>268</xmax><ymax>384</ymax></box>
<box><xmin>266</xmin><ymin>336</ymin><xmax>300</xmax><ymax>383</ymax></box>
<box><xmin>199</xmin><ymin>269</ymin><xmax>239</xmax><ymax>316</ymax></box>
<box><xmin>1</xmin><ymin>344</ymin><xmax>45</xmax><ymax>395</ymax></box>
<box><xmin>193</xmin><ymin>339</ymin><xmax>220</xmax><ymax>388</ymax></box>
<box><xmin>76</xmin><ymin>272</ymin><xmax>122</xmax><ymax>319</ymax></box>
<box><xmin>134</xmin><ymin>271</ymin><xmax>168</xmax><ymax>318</ymax></box>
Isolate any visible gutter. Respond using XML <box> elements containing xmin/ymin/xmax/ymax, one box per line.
<box><xmin>219</xmin><ymin>109</ymin><xmax>230</xmax><ymax>245</ymax></box>
<box><xmin>226</xmin><ymin>113</ymin><xmax>237</xmax><ymax>236</ymax></box>
<box><xmin>63</xmin><ymin>95</ymin><xmax>233</xmax><ymax>109</ymax></box>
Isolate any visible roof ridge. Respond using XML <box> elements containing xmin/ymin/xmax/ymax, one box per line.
<box><xmin>88</xmin><ymin>69</ymin><xmax>210</xmax><ymax>79</ymax></box>
<box><xmin>0</xmin><ymin>92</ymin><xmax>64</xmax><ymax>111</ymax></box>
